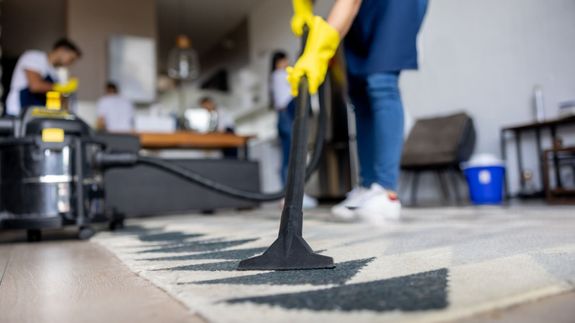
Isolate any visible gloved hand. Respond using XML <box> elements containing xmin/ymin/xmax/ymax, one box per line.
<box><xmin>287</xmin><ymin>16</ymin><xmax>340</xmax><ymax>96</ymax></box>
<box><xmin>53</xmin><ymin>78</ymin><xmax>79</xmax><ymax>95</ymax></box>
<box><xmin>291</xmin><ymin>0</ymin><xmax>313</xmax><ymax>36</ymax></box>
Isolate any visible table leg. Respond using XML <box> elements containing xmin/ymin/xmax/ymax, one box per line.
<box><xmin>535</xmin><ymin>128</ymin><xmax>544</xmax><ymax>191</ymax></box>
<box><xmin>550</xmin><ymin>126</ymin><xmax>563</xmax><ymax>189</ymax></box>
<box><xmin>243</xmin><ymin>143</ymin><xmax>250</xmax><ymax>160</ymax></box>
<box><xmin>501</xmin><ymin>129</ymin><xmax>510</xmax><ymax>199</ymax></box>
<box><xmin>542</xmin><ymin>150</ymin><xmax>552</xmax><ymax>203</ymax></box>
<box><xmin>515</xmin><ymin>130</ymin><xmax>526</xmax><ymax>193</ymax></box>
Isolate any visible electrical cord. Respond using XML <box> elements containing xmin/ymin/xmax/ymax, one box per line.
<box><xmin>137</xmin><ymin>156</ymin><xmax>284</xmax><ymax>202</ymax></box>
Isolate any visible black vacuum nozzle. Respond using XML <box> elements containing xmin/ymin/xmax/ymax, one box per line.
<box><xmin>237</xmin><ymin>234</ymin><xmax>334</xmax><ymax>271</ymax></box>
<box><xmin>237</xmin><ymin>77</ymin><xmax>335</xmax><ymax>271</ymax></box>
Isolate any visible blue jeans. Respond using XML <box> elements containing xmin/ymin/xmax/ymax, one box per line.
<box><xmin>277</xmin><ymin>100</ymin><xmax>296</xmax><ymax>186</ymax></box>
<box><xmin>349</xmin><ymin>72</ymin><xmax>404</xmax><ymax>191</ymax></box>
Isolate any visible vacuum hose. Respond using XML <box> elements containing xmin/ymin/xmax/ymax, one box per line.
<box><xmin>137</xmin><ymin>156</ymin><xmax>285</xmax><ymax>202</ymax></box>
<box><xmin>97</xmin><ymin>85</ymin><xmax>327</xmax><ymax>202</ymax></box>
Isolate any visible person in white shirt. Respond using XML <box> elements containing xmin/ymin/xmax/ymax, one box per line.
<box><xmin>6</xmin><ymin>38</ymin><xmax>81</xmax><ymax>116</ymax></box>
<box><xmin>96</xmin><ymin>82</ymin><xmax>135</xmax><ymax>133</ymax></box>
<box><xmin>271</xmin><ymin>51</ymin><xmax>294</xmax><ymax>186</ymax></box>
<box><xmin>199</xmin><ymin>96</ymin><xmax>237</xmax><ymax>158</ymax></box>
<box><xmin>270</xmin><ymin>51</ymin><xmax>318</xmax><ymax>209</ymax></box>
<box><xmin>198</xmin><ymin>97</ymin><xmax>235</xmax><ymax>133</ymax></box>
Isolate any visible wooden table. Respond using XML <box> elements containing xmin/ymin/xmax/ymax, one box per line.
<box><xmin>501</xmin><ymin>116</ymin><xmax>575</xmax><ymax>199</ymax></box>
<box><xmin>137</xmin><ymin>132</ymin><xmax>255</xmax><ymax>158</ymax></box>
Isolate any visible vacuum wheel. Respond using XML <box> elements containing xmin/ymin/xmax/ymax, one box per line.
<box><xmin>27</xmin><ymin>229</ymin><xmax>42</xmax><ymax>242</ymax></box>
<box><xmin>108</xmin><ymin>218</ymin><xmax>125</xmax><ymax>231</ymax></box>
<box><xmin>108</xmin><ymin>210</ymin><xmax>126</xmax><ymax>232</ymax></box>
<box><xmin>78</xmin><ymin>226</ymin><xmax>96</xmax><ymax>240</ymax></box>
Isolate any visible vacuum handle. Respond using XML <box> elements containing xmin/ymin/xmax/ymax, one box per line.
<box><xmin>300</xmin><ymin>26</ymin><xmax>309</xmax><ymax>57</ymax></box>
<box><xmin>298</xmin><ymin>26</ymin><xmax>310</xmax><ymax>97</ymax></box>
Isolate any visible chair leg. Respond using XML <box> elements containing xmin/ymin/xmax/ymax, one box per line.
<box><xmin>400</xmin><ymin>171</ymin><xmax>409</xmax><ymax>198</ymax></box>
<box><xmin>457</xmin><ymin>170</ymin><xmax>468</xmax><ymax>197</ymax></box>
<box><xmin>436</xmin><ymin>170</ymin><xmax>450</xmax><ymax>205</ymax></box>
<box><xmin>411</xmin><ymin>171</ymin><xmax>420</xmax><ymax>206</ymax></box>
<box><xmin>449</xmin><ymin>169</ymin><xmax>461</xmax><ymax>205</ymax></box>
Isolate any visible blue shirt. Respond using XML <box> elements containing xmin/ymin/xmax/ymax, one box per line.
<box><xmin>344</xmin><ymin>0</ymin><xmax>428</xmax><ymax>76</ymax></box>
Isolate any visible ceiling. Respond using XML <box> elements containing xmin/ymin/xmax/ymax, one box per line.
<box><xmin>157</xmin><ymin>0</ymin><xmax>261</xmax><ymax>71</ymax></box>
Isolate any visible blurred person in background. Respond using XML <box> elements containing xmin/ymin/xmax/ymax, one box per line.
<box><xmin>288</xmin><ymin>0</ymin><xmax>428</xmax><ymax>223</ymax></box>
<box><xmin>199</xmin><ymin>96</ymin><xmax>238</xmax><ymax>159</ymax></box>
<box><xmin>6</xmin><ymin>38</ymin><xmax>81</xmax><ymax>116</ymax></box>
<box><xmin>97</xmin><ymin>82</ymin><xmax>135</xmax><ymax>133</ymax></box>
<box><xmin>270</xmin><ymin>51</ymin><xmax>318</xmax><ymax>209</ymax></box>
<box><xmin>198</xmin><ymin>96</ymin><xmax>235</xmax><ymax>133</ymax></box>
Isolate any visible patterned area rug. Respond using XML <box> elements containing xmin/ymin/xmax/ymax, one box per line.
<box><xmin>94</xmin><ymin>206</ymin><xmax>575</xmax><ymax>323</ymax></box>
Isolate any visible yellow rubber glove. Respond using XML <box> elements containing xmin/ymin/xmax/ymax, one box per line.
<box><xmin>53</xmin><ymin>78</ymin><xmax>79</xmax><ymax>95</ymax></box>
<box><xmin>291</xmin><ymin>0</ymin><xmax>314</xmax><ymax>36</ymax></box>
<box><xmin>287</xmin><ymin>16</ymin><xmax>340</xmax><ymax>96</ymax></box>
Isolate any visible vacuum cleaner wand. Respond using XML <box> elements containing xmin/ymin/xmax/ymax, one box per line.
<box><xmin>236</xmin><ymin>26</ymin><xmax>335</xmax><ymax>271</ymax></box>
<box><xmin>237</xmin><ymin>76</ymin><xmax>335</xmax><ymax>271</ymax></box>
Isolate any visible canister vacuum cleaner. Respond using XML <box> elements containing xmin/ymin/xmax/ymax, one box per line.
<box><xmin>0</xmin><ymin>92</ymin><xmax>110</xmax><ymax>241</ymax></box>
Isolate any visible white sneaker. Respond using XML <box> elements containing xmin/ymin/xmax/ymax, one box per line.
<box><xmin>331</xmin><ymin>186</ymin><xmax>370</xmax><ymax>221</ymax></box>
<box><xmin>355</xmin><ymin>184</ymin><xmax>402</xmax><ymax>226</ymax></box>
<box><xmin>280</xmin><ymin>194</ymin><xmax>319</xmax><ymax>210</ymax></box>
<box><xmin>302</xmin><ymin>194</ymin><xmax>318</xmax><ymax>209</ymax></box>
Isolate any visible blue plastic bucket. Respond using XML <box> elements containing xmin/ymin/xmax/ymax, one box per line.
<box><xmin>464</xmin><ymin>165</ymin><xmax>505</xmax><ymax>205</ymax></box>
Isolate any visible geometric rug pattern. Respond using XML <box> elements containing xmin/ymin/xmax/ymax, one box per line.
<box><xmin>94</xmin><ymin>206</ymin><xmax>575</xmax><ymax>323</ymax></box>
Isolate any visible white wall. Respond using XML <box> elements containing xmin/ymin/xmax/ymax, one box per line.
<box><xmin>403</xmin><ymin>0</ymin><xmax>575</xmax><ymax>196</ymax></box>
<box><xmin>243</xmin><ymin>0</ymin><xmax>575</xmax><ymax>198</ymax></box>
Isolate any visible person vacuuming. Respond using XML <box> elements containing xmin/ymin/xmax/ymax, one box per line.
<box><xmin>288</xmin><ymin>0</ymin><xmax>428</xmax><ymax>225</ymax></box>
<box><xmin>5</xmin><ymin>38</ymin><xmax>82</xmax><ymax>117</ymax></box>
